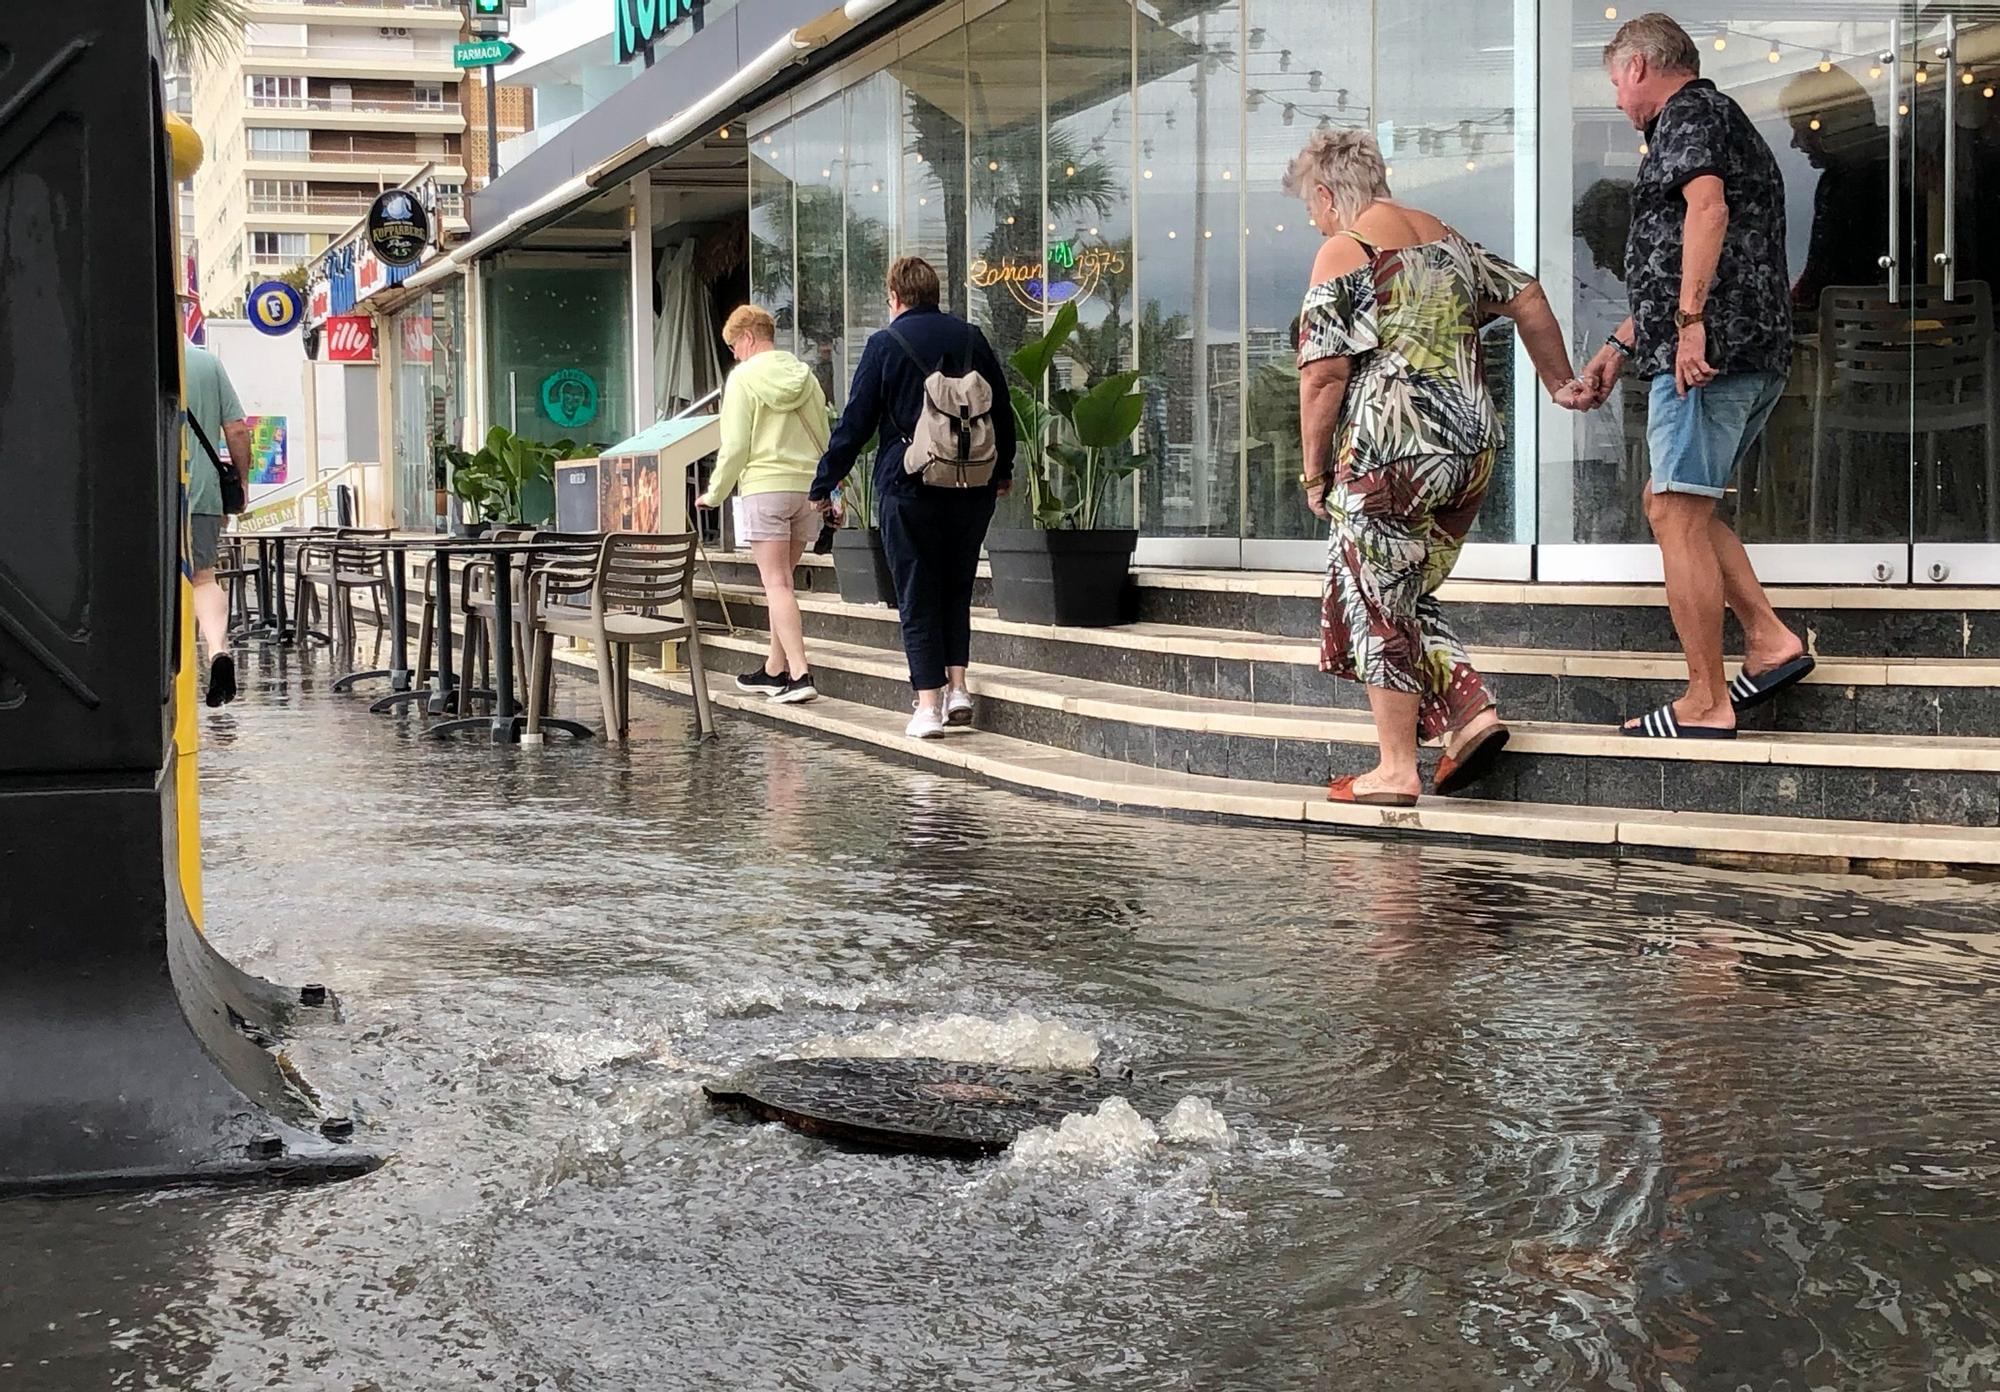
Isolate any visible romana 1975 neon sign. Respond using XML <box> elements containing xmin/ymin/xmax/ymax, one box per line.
<box><xmin>969</xmin><ymin>239</ymin><xmax>1127</xmax><ymax>314</ymax></box>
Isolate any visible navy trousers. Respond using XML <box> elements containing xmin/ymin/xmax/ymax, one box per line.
<box><xmin>878</xmin><ymin>486</ymin><xmax>997</xmax><ymax>691</ymax></box>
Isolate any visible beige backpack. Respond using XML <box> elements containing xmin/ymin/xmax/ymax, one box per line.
<box><xmin>886</xmin><ymin>322</ymin><xmax>998</xmax><ymax>489</ymax></box>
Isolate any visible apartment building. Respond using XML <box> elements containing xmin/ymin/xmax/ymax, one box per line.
<box><xmin>189</xmin><ymin>0</ymin><xmax>475</xmax><ymax>314</ymax></box>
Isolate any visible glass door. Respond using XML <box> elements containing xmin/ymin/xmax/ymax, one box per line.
<box><xmin>1540</xmin><ymin>3</ymin><xmax>1924</xmax><ymax>585</ymax></box>
<box><xmin>1909</xmin><ymin>5</ymin><xmax>2000</xmax><ymax>584</ymax></box>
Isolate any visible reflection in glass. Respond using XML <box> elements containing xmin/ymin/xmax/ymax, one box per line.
<box><xmin>749</xmin><ymin>121</ymin><xmax>796</xmax><ymax>350</ymax></box>
<box><xmin>793</xmin><ymin>98</ymin><xmax>847</xmax><ymax>408</ymax></box>
<box><xmin>1137</xmin><ymin>0</ymin><xmax>1243</xmax><ymax>539</ymax></box>
<box><xmin>842</xmin><ymin>72</ymin><xmax>900</xmax><ymax>410</ymax></box>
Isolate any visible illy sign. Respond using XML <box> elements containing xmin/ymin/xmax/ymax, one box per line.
<box><xmin>325</xmin><ymin>315</ymin><xmax>376</xmax><ymax>363</ymax></box>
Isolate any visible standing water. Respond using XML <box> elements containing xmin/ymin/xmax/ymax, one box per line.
<box><xmin>3</xmin><ymin>653</ymin><xmax>1998</xmax><ymax>1390</ymax></box>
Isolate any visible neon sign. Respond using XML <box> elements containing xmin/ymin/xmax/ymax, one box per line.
<box><xmin>970</xmin><ymin>239</ymin><xmax>1126</xmax><ymax>313</ymax></box>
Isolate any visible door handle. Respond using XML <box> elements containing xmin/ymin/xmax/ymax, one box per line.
<box><xmin>1884</xmin><ymin>22</ymin><xmax>1902</xmax><ymax>304</ymax></box>
<box><xmin>1939</xmin><ymin>14</ymin><xmax>1959</xmax><ymax>300</ymax></box>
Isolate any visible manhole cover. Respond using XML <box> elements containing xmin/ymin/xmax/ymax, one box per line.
<box><xmin>704</xmin><ymin>1056</ymin><xmax>1128</xmax><ymax>1157</ymax></box>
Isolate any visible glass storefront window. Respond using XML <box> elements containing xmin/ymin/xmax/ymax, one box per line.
<box><xmin>749</xmin><ymin>120</ymin><xmax>797</xmax><ymax>351</ymax></box>
<box><xmin>793</xmin><ymin>97</ymin><xmax>847</xmax><ymax>410</ymax></box>
<box><xmin>483</xmin><ymin>254</ymin><xmax>631</xmax><ymax>451</ymax></box>
<box><xmin>387</xmin><ymin>283</ymin><xmax>465</xmax><ymax>529</ymax></box>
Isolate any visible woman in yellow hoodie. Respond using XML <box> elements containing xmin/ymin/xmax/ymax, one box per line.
<box><xmin>697</xmin><ymin>304</ymin><xmax>831</xmax><ymax>704</ymax></box>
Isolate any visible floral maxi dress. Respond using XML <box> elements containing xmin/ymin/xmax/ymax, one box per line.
<box><xmin>1298</xmin><ymin>228</ymin><xmax>1532</xmax><ymax>741</ymax></box>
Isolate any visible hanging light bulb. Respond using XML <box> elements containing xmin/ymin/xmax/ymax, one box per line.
<box><xmin>1818</xmin><ymin>52</ymin><xmax>1833</xmax><ymax>73</ymax></box>
<box><xmin>1767</xmin><ymin>45</ymin><xmax>1781</xmax><ymax>64</ymax></box>
<box><xmin>1308</xmin><ymin>69</ymin><xmax>1324</xmax><ymax>92</ymax></box>
<box><xmin>871</xmin><ymin>181</ymin><xmax>881</xmax><ymax>193</ymax></box>
<box><xmin>1276</xmin><ymin>223</ymin><xmax>1286</xmax><ymax>232</ymax></box>
<box><xmin>1809</xmin><ymin>116</ymin><xmax>1821</xmax><ymax>131</ymax></box>
<box><xmin>1639</xmin><ymin>140</ymin><xmax>1650</xmax><ymax>155</ymax></box>
<box><xmin>1221</xmin><ymin>168</ymin><xmax>1232</xmax><ymax>180</ymax></box>
<box><xmin>1870</xmin><ymin>63</ymin><xmax>1883</xmax><ymax>80</ymax></box>
<box><xmin>1167</xmin><ymin>229</ymin><xmax>1177</xmax><ymax>240</ymax></box>
<box><xmin>988</xmin><ymin>159</ymin><xmax>999</xmax><ymax>171</ymax></box>
<box><xmin>1712</xmin><ymin>30</ymin><xmax>1727</xmax><ymax>51</ymax></box>
<box><xmin>1899</xmin><ymin>100</ymin><xmax>1911</xmax><ymax>114</ymax></box>
<box><xmin>1282</xmin><ymin>103</ymin><xmax>1296</xmax><ymax>127</ymax></box>
<box><xmin>1203</xmin><ymin>228</ymin><xmax>1213</xmax><ymax>239</ymax></box>
<box><xmin>1604</xmin><ymin>4</ymin><xmax>1616</xmax><ymax>17</ymax></box>
<box><xmin>1465</xmin><ymin>159</ymin><xmax>1477</xmax><ymax>171</ymax></box>
<box><xmin>1005</xmin><ymin>214</ymin><xmax>1016</xmax><ymax>224</ymax></box>
<box><xmin>1279</xmin><ymin>48</ymin><xmax>1292</xmax><ymax>73</ymax></box>
<box><xmin>1336</xmin><ymin>88</ymin><xmax>1350</xmax><ymax>110</ymax></box>
<box><xmin>1987</xmin><ymin>84</ymin><xmax>1997</xmax><ymax>98</ymax></box>
<box><xmin>1065</xmin><ymin>164</ymin><xmax>1076</xmax><ymax>177</ymax></box>
<box><xmin>1249</xmin><ymin>25</ymin><xmax>1266</xmax><ymax>47</ymax></box>
<box><xmin>1143</xmin><ymin>167</ymin><xmax>1154</xmax><ymax>179</ymax></box>
<box><xmin>718</xmin><ymin>126</ymin><xmax>731</xmax><ymax>139</ymax></box>
<box><xmin>1916</xmin><ymin>63</ymin><xmax>1930</xmax><ymax>84</ymax></box>
<box><xmin>1963</xmin><ymin>69</ymin><xmax>1977</xmax><ymax>86</ymax></box>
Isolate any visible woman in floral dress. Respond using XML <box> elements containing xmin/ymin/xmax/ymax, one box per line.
<box><xmin>1287</xmin><ymin>129</ymin><xmax>1592</xmax><ymax>806</ymax></box>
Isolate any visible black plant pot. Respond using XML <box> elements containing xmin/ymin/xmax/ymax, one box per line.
<box><xmin>831</xmin><ymin>526</ymin><xmax>897</xmax><ymax>606</ymax></box>
<box><xmin>450</xmin><ymin>517</ymin><xmax>490</xmax><ymax>539</ymax></box>
<box><xmin>985</xmin><ymin>527</ymin><xmax>1138</xmax><ymax>628</ymax></box>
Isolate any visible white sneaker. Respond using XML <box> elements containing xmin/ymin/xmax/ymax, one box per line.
<box><xmin>906</xmin><ymin>704</ymin><xmax>947</xmax><ymax>740</ymax></box>
<box><xmin>944</xmin><ymin>685</ymin><xmax>974</xmax><ymax>726</ymax></box>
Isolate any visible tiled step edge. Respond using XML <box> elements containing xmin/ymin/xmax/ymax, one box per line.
<box><xmin>550</xmin><ymin>649</ymin><xmax>2000</xmax><ymax>873</ymax></box>
<box><xmin>698</xmin><ymin>631</ymin><xmax>2000</xmax><ymax>776</ymax></box>
<box><xmin>697</xmin><ymin>580</ymin><xmax>2000</xmax><ymax>689</ymax></box>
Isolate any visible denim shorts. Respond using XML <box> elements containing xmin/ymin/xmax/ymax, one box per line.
<box><xmin>1645</xmin><ymin>370</ymin><xmax>1785</xmax><ymax>499</ymax></box>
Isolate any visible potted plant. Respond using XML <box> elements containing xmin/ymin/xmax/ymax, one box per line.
<box><xmin>828</xmin><ymin>437</ymin><xmax>894</xmax><ymax>606</ymax></box>
<box><xmin>432</xmin><ymin>438</ymin><xmax>468</xmax><ymax>528</ymax></box>
<box><xmin>986</xmin><ymin>301</ymin><xmax>1150</xmax><ymax>627</ymax></box>
<box><xmin>448</xmin><ymin>427</ymin><xmax>586</xmax><ymax>534</ymax></box>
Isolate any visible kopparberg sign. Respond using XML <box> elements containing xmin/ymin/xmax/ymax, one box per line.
<box><xmin>615</xmin><ymin>0</ymin><xmax>698</xmax><ymax>64</ymax></box>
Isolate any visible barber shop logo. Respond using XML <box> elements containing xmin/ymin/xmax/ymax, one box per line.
<box><xmin>541</xmin><ymin>368</ymin><xmax>600</xmax><ymax>429</ymax></box>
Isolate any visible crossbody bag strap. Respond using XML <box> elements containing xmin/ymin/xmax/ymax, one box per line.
<box><xmin>185</xmin><ymin>409</ymin><xmax>227</xmax><ymax>469</ymax></box>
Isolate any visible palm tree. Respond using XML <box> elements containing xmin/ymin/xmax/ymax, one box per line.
<box><xmin>166</xmin><ymin>0</ymin><xmax>250</xmax><ymax>66</ymax></box>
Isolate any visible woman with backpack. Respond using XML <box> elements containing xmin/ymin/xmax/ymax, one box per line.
<box><xmin>810</xmin><ymin>257</ymin><xmax>1016</xmax><ymax>740</ymax></box>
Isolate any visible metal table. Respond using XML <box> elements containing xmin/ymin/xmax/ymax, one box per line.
<box><xmin>324</xmin><ymin>534</ymin><xmax>432</xmax><ymax>709</ymax></box>
<box><xmin>228</xmin><ymin>527</ymin><xmax>331</xmax><ymax>649</ymax></box>
<box><xmin>420</xmin><ymin>538</ymin><xmax>598</xmax><ymax>745</ymax></box>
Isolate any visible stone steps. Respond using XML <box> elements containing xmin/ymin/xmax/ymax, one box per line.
<box><xmin>697</xmin><ymin>629</ymin><xmax>2000</xmax><ymax>830</ymax></box>
<box><xmin>699</xmin><ymin>551</ymin><xmax>2000</xmax><ymax>659</ymax></box>
<box><xmin>693</xmin><ymin>583</ymin><xmax>2000</xmax><ymax>740</ymax></box>
<box><xmin>560</xmin><ymin>648</ymin><xmax>2000</xmax><ymax>874</ymax></box>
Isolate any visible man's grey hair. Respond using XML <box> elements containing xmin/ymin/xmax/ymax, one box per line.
<box><xmin>1603</xmin><ymin>12</ymin><xmax>1701</xmax><ymax>77</ymax></box>
<box><xmin>1281</xmin><ymin>128</ymin><xmax>1392</xmax><ymax>225</ymax></box>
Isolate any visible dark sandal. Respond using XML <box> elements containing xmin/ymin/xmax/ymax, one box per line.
<box><xmin>1328</xmin><ymin>773</ymin><xmax>1419</xmax><ymax>807</ymax></box>
<box><xmin>1434</xmin><ymin>724</ymin><xmax>1510</xmax><ymax>796</ymax></box>
<box><xmin>1620</xmin><ymin>703</ymin><xmax>1736</xmax><ymax>740</ymax></box>
<box><xmin>1729</xmin><ymin>653</ymin><xmax>1815</xmax><ymax>711</ymax></box>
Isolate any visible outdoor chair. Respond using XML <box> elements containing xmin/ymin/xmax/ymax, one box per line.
<box><xmin>298</xmin><ymin>527</ymin><xmax>393</xmax><ymax>660</ymax></box>
<box><xmin>285</xmin><ymin>526</ymin><xmax>343</xmax><ymax>648</ymax></box>
<box><xmin>524</xmin><ymin>532</ymin><xmax>714</xmax><ymax>744</ymax></box>
<box><xmin>1811</xmin><ymin>282</ymin><xmax>1997</xmax><ymax>541</ymax></box>
<box><xmin>214</xmin><ymin>534</ymin><xmax>259</xmax><ymax>635</ymax></box>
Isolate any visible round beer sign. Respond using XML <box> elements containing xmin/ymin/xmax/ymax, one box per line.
<box><xmin>366</xmin><ymin>189</ymin><xmax>430</xmax><ymax>268</ymax></box>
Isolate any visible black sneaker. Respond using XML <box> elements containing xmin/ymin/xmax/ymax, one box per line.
<box><xmin>770</xmin><ymin>672</ymin><xmax>818</xmax><ymax>705</ymax></box>
<box><xmin>735</xmin><ymin>666</ymin><xmax>787</xmax><ymax>695</ymax></box>
<box><xmin>205</xmin><ymin>652</ymin><xmax>237</xmax><ymax>708</ymax></box>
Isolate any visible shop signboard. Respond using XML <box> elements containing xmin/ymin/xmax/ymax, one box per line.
<box><xmin>366</xmin><ymin>188</ymin><xmax>430</xmax><ymax>269</ymax></box>
<box><xmin>324</xmin><ymin>315</ymin><xmax>375</xmax><ymax>362</ymax></box>
<box><xmin>968</xmin><ymin>237</ymin><xmax>1126</xmax><ymax>315</ymax></box>
<box><xmin>248</xmin><ymin>280</ymin><xmax>304</xmax><ymax>336</ymax></box>
<box><xmin>614</xmin><ymin>0</ymin><xmax>698</xmax><ymax>64</ymax></box>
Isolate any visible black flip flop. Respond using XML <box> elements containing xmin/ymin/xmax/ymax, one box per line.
<box><xmin>206</xmin><ymin>652</ymin><xmax>237</xmax><ymax>708</ymax></box>
<box><xmin>1728</xmin><ymin>653</ymin><xmax>1815</xmax><ymax>712</ymax></box>
<box><xmin>1621</xmin><ymin>703</ymin><xmax>1736</xmax><ymax>740</ymax></box>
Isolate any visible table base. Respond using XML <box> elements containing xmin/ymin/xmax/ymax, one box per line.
<box><xmin>427</xmin><ymin>714</ymin><xmax>595</xmax><ymax>745</ymax></box>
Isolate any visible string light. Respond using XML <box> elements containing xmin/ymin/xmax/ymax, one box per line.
<box><xmin>1870</xmin><ymin>63</ymin><xmax>1883</xmax><ymax>80</ymax></box>
<box><xmin>1065</xmin><ymin>164</ymin><xmax>1076</xmax><ymax>176</ymax></box>
<box><xmin>820</xmin><ymin>167</ymin><xmax>831</xmax><ymax>178</ymax></box>
<box><xmin>1898</xmin><ymin>101</ymin><xmax>1911</xmax><ymax>115</ymax></box>
<box><xmin>1465</xmin><ymin>158</ymin><xmax>1477</xmax><ymax>171</ymax></box>
<box><xmin>1916</xmin><ymin>63</ymin><xmax>1929</xmax><ymax>84</ymax></box>
<box><xmin>987</xmin><ymin>159</ymin><xmax>999</xmax><ymax>170</ymax></box>
<box><xmin>1639</xmin><ymin>140</ymin><xmax>1650</xmax><ymax>155</ymax></box>
<box><xmin>1167</xmin><ymin>230</ymin><xmax>1177</xmax><ymax>239</ymax></box>
<box><xmin>1221</xmin><ymin>169</ymin><xmax>1232</xmax><ymax>180</ymax></box>
<box><xmin>718</xmin><ymin>126</ymin><xmax>730</xmax><ymax>139</ymax></box>
<box><xmin>1604</xmin><ymin>4</ymin><xmax>1616</xmax><ymax>16</ymax></box>
<box><xmin>1767</xmin><ymin>46</ymin><xmax>1781</xmax><ymax>64</ymax></box>
<box><xmin>1818</xmin><ymin>53</ymin><xmax>1832</xmax><ymax>73</ymax></box>
<box><xmin>1275</xmin><ymin>223</ymin><xmax>1285</xmax><ymax>232</ymax></box>
<box><xmin>919</xmin><ymin>196</ymin><xmax>928</xmax><ymax>205</ymax></box>
<box><xmin>1143</xmin><ymin>168</ymin><xmax>1154</xmax><ymax>179</ymax></box>
<box><xmin>1963</xmin><ymin>70</ymin><xmax>1977</xmax><ymax>85</ymax></box>
<box><xmin>870</xmin><ymin>181</ymin><xmax>881</xmax><ymax>193</ymax></box>
<box><xmin>1809</xmin><ymin>117</ymin><xmax>1821</xmax><ymax>130</ymax></box>
<box><xmin>1712</xmin><ymin>31</ymin><xmax>1727</xmax><ymax>51</ymax></box>
<box><xmin>1987</xmin><ymin>85</ymin><xmax>1996</xmax><ymax>99</ymax></box>
<box><xmin>1203</xmin><ymin>228</ymin><xmax>1213</xmax><ymax>238</ymax></box>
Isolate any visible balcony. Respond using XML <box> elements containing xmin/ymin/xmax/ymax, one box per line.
<box><xmin>248</xmin><ymin>193</ymin><xmax>378</xmax><ymax>217</ymax></box>
<box><xmin>251</xmin><ymin>0</ymin><xmax>461</xmax><ymax>26</ymax></box>
<box><xmin>246</xmin><ymin>91</ymin><xmax>464</xmax><ymax>131</ymax></box>
<box><xmin>243</xmin><ymin>42</ymin><xmax>460</xmax><ymax>82</ymax></box>
<box><xmin>249</xmin><ymin>93</ymin><xmax>454</xmax><ymax>115</ymax></box>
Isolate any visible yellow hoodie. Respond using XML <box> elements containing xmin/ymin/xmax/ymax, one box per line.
<box><xmin>705</xmin><ymin>348</ymin><xmax>831</xmax><ymax>504</ymax></box>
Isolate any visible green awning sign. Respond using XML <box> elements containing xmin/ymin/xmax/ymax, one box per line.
<box><xmin>453</xmin><ymin>39</ymin><xmax>519</xmax><ymax>68</ymax></box>
<box><xmin>614</xmin><ymin>0</ymin><xmax>698</xmax><ymax>64</ymax></box>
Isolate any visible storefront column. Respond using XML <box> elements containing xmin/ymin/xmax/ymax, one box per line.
<box><xmin>628</xmin><ymin>176</ymin><xmax>655</xmax><ymax>436</ymax></box>
<box><xmin>466</xmin><ymin>261</ymin><xmax>488</xmax><ymax>445</ymax></box>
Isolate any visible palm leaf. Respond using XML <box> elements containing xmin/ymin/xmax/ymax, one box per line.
<box><xmin>167</xmin><ymin>0</ymin><xmax>251</xmax><ymax>65</ymax></box>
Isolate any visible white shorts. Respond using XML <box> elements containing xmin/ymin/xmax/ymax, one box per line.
<box><xmin>734</xmin><ymin>491</ymin><xmax>819</xmax><ymax>547</ymax></box>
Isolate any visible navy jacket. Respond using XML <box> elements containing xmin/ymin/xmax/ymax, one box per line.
<box><xmin>809</xmin><ymin>305</ymin><xmax>1016</xmax><ymax>502</ymax></box>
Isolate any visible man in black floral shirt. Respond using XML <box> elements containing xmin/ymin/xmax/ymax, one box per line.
<box><xmin>1580</xmin><ymin>13</ymin><xmax>1815</xmax><ymax>741</ymax></box>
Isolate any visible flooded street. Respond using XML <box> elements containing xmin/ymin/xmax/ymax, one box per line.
<box><xmin>4</xmin><ymin>652</ymin><xmax>2000</xmax><ymax>1391</ymax></box>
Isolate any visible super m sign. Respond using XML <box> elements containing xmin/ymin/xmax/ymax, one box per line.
<box><xmin>614</xmin><ymin>0</ymin><xmax>697</xmax><ymax>64</ymax></box>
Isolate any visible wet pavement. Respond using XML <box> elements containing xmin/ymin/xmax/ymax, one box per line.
<box><xmin>4</xmin><ymin>649</ymin><xmax>2000</xmax><ymax>1390</ymax></box>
